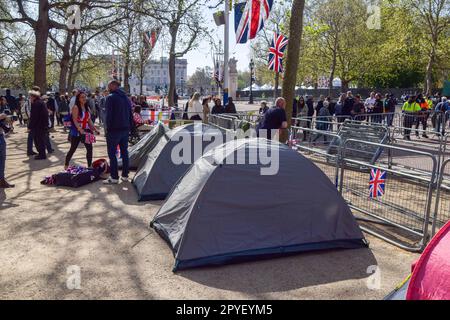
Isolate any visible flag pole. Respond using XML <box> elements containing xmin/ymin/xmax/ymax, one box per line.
<box><xmin>223</xmin><ymin>0</ymin><xmax>229</xmax><ymax>106</ymax></box>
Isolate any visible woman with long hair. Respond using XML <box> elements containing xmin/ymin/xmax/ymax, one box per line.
<box><xmin>188</xmin><ymin>92</ymin><xmax>203</xmax><ymax>121</ymax></box>
<box><xmin>64</xmin><ymin>92</ymin><xmax>100</xmax><ymax>169</ymax></box>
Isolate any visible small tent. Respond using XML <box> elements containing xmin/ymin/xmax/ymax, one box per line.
<box><xmin>151</xmin><ymin>138</ymin><xmax>367</xmax><ymax>271</ymax></box>
<box><xmin>133</xmin><ymin>123</ymin><xmax>226</xmax><ymax>201</ymax></box>
<box><xmin>385</xmin><ymin>221</ymin><xmax>450</xmax><ymax>300</ymax></box>
<box><xmin>119</xmin><ymin>122</ymin><xmax>170</xmax><ymax>170</ymax></box>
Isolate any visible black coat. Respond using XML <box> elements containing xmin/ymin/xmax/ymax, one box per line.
<box><xmin>306</xmin><ymin>100</ymin><xmax>314</xmax><ymax>117</ymax></box>
<box><xmin>28</xmin><ymin>99</ymin><xmax>49</xmax><ymax>132</ymax></box>
<box><xmin>224</xmin><ymin>102</ymin><xmax>237</xmax><ymax>114</ymax></box>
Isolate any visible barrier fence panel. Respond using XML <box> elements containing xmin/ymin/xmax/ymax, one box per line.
<box><xmin>432</xmin><ymin>159</ymin><xmax>450</xmax><ymax>236</ymax></box>
<box><xmin>339</xmin><ymin>139</ymin><xmax>437</xmax><ymax>252</ymax></box>
<box><xmin>290</xmin><ymin>126</ymin><xmax>341</xmax><ymax>186</ymax></box>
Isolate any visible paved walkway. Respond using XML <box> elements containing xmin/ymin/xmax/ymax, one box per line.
<box><xmin>0</xmin><ymin>125</ymin><xmax>418</xmax><ymax>299</ymax></box>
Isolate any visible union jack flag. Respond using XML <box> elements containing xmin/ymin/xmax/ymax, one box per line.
<box><xmin>268</xmin><ymin>32</ymin><xmax>288</xmax><ymax>73</ymax></box>
<box><xmin>369</xmin><ymin>169</ymin><xmax>386</xmax><ymax>198</ymax></box>
<box><xmin>235</xmin><ymin>0</ymin><xmax>274</xmax><ymax>44</ymax></box>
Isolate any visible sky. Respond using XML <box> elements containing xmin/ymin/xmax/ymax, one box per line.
<box><xmin>179</xmin><ymin>5</ymin><xmax>252</xmax><ymax>76</ymax></box>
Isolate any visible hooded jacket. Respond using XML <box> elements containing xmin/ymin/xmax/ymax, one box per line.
<box><xmin>105</xmin><ymin>89</ymin><xmax>133</xmax><ymax>133</ymax></box>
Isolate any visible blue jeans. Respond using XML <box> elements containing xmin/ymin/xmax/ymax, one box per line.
<box><xmin>106</xmin><ymin>131</ymin><xmax>129</xmax><ymax>179</ymax></box>
<box><xmin>0</xmin><ymin>134</ymin><xmax>6</xmax><ymax>179</ymax></box>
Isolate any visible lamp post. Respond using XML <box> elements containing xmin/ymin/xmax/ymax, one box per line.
<box><xmin>249</xmin><ymin>59</ymin><xmax>255</xmax><ymax>104</ymax></box>
<box><xmin>181</xmin><ymin>76</ymin><xmax>184</xmax><ymax>96</ymax></box>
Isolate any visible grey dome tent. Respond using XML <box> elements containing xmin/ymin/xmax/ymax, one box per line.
<box><xmin>133</xmin><ymin>123</ymin><xmax>226</xmax><ymax>201</ymax></box>
<box><xmin>119</xmin><ymin>122</ymin><xmax>170</xmax><ymax>170</ymax></box>
<box><xmin>151</xmin><ymin>138</ymin><xmax>367</xmax><ymax>271</ymax></box>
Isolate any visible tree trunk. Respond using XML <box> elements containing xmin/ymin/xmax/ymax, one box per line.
<box><xmin>341</xmin><ymin>79</ymin><xmax>350</xmax><ymax>92</ymax></box>
<box><xmin>168</xmin><ymin>27</ymin><xmax>178</xmax><ymax>107</ymax></box>
<box><xmin>58</xmin><ymin>32</ymin><xmax>73</xmax><ymax>94</ymax></box>
<box><xmin>328</xmin><ymin>50</ymin><xmax>337</xmax><ymax>97</ymax></box>
<box><xmin>425</xmin><ymin>46</ymin><xmax>436</xmax><ymax>96</ymax></box>
<box><xmin>123</xmin><ymin>56</ymin><xmax>131</xmax><ymax>93</ymax></box>
<box><xmin>34</xmin><ymin>1</ymin><xmax>50</xmax><ymax>91</ymax></box>
<box><xmin>281</xmin><ymin>0</ymin><xmax>306</xmax><ymax>143</ymax></box>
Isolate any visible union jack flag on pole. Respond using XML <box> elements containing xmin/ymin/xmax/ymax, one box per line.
<box><xmin>268</xmin><ymin>32</ymin><xmax>288</xmax><ymax>73</ymax></box>
<box><xmin>369</xmin><ymin>169</ymin><xmax>386</xmax><ymax>199</ymax></box>
<box><xmin>234</xmin><ymin>0</ymin><xmax>274</xmax><ymax>44</ymax></box>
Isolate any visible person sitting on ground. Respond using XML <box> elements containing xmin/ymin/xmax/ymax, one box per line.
<box><xmin>211</xmin><ymin>98</ymin><xmax>225</xmax><ymax>114</ymax></box>
<box><xmin>224</xmin><ymin>97</ymin><xmax>237</xmax><ymax>114</ymax></box>
<box><xmin>257</xmin><ymin>97</ymin><xmax>288</xmax><ymax>140</ymax></box>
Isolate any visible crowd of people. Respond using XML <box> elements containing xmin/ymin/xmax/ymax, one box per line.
<box><xmin>0</xmin><ymin>80</ymin><xmax>133</xmax><ymax>189</ymax></box>
<box><xmin>1</xmin><ymin>85</ymin><xmax>449</xmax><ymax>189</ymax></box>
<box><xmin>284</xmin><ymin>91</ymin><xmax>449</xmax><ymax>140</ymax></box>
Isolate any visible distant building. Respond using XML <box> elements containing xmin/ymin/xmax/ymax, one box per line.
<box><xmin>130</xmin><ymin>57</ymin><xmax>187</xmax><ymax>95</ymax></box>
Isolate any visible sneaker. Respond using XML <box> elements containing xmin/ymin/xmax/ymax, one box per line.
<box><xmin>121</xmin><ymin>176</ymin><xmax>129</xmax><ymax>182</ymax></box>
<box><xmin>423</xmin><ymin>134</ymin><xmax>429</xmax><ymax>139</ymax></box>
<box><xmin>103</xmin><ymin>177</ymin><xmax>119</xmax><ymax>185</ymax></box>
<box><xmin>27</xmin><ymin>151</ymin><xmax>37</xmax><ymax>156</ymax></box>
<box><xmin>34</xmin><ymin>155</ymin><xmax>47</xmax><ymax>160</ymax></box>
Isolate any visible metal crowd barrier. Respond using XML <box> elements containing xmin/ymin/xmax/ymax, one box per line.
<box><xmin>339</xmin><ymin>139</ymin><xmax>437</xmax><ymax>252</ymax></box>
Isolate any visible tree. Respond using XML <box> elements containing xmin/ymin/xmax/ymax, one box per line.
<box><xmin>281</xmin><ymin>0</ymin><xmax>306</xmax><ymax>142</ymax></box>
<box><xmin>187</xmin><ymin>67</ymin><xmax>214</xmax><ymax>92</ymax></box>
<box><xmin>141</xmin><ymin>0</ymin><xmax>207</xmax><ymax>106</ymax></box>
<box><xmin>408</xmin><ymin>0</ymin><xmax>450</xmax><ymax>94</ymax></box>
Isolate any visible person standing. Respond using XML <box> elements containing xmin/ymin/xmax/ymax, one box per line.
<box><xmin>224</xmin><ymin>97</ymin><xmax>237</xmax><ymax>114</ymax></box>
<box><xmin>402</xmin><ymin>96</ymin><xmax>421</xmax><ymax>140</ymax></box>
<box><xmin>4</xmin><ymin>89</ymin><xmax>17</xmax><ymax>118</ymax></box>
<box><xmin>211</xmin><ymin>98</ymin><xmax>225</xmax><ymax>114</ymax></box>
<box><xmin>372</xmin><ymin>93</ymin><xmax>384</xmax><ymax>123</ymax></box>
<box><xmin>188</xmin><ymin>92</ymin><xmax>203</xmax><ymax>121</ymax></box>
<box><xmin>342</xmin><ymin>91</ymin><xmax>355</xmax><ymax>120</ymax></box>
<box><xmin>435</xmin><ymin>97</ymin><xmax>449</xmax><ymax>134</ymax></box>
<box><xmin>384</xmin><ymin>94</ymin><xmax>396</xmax><ymax>126</ymax></box>
<box><xmin>57</xmin><ymin>93</ymin><xmax>69</xmax><ymax>131</ymax></box>
<box><xmin>16</xmin><ymin>94</ymin><xmax>25</xmax><ymax>126</ymax></box>
<box><xmin>28</xmin><ymin>87</ymin><xmax>49</xmax><ymax>160</ymax></box>
<box><xmin>104</xmin><ymin>80</ymin><xmax>133</xmax><ymax>184</ymax></box>
<box><xmin>305</xmin><ymin>95</ymin><xmax>315</xmax><ymax>130</ymax></box>
<box><xmin>351</xmin><ymin>94</ymin><xmax>365</xmax><ymax>120</ymax></box>
<box><xmin>64</xmin><ymin>92</ymin><xmax>99</xmax><ymax>169</ymax></box>
<box><xmin>257</xmin><ymin>97</ymin><xmax>288</xmax><ymax>140</ymax></box>
<box><xmin>0</xmin><ymin>111</ymin><xmax>14</xmax><ymax>188</ymax></box>
<box><xmin>69</xmin><ymin>89</ymin><xmax>78</xmax><ymax>109</ymax></box>
<box><xmin>202</xmin><ymin>97</ymin><xmax>211</xmax><ymax>123</ymax></box>
<box><xmin>47</xmin><ymin>93</ymin><xmax>57</xmax><ymax>131</ymax></box>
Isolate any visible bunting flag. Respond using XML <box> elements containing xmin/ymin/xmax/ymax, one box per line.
<box><xmin>235</xmin><ymin>0</ymin><xmax>274</xmax><ymax>44</ymax></box>
<box><xmin>268</xmin><ymin>32</ymin><xmax>288</xmax><ymax>73</ymax></box>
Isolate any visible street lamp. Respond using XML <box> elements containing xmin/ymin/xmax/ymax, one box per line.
<box><xmin>249</xmin><ymin>59</ymin><xmax>255</xmax><ymax>104</ymax></box>
<box><xmin>180</xmin><ymin>77</ymin><xmax>184</xmax><ymax>96</ymax></box>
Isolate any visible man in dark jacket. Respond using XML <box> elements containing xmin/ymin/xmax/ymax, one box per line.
<box><xmin>5</xmin><ymin>89</ymin><xmax>17</xmax><ymax>115</ymax></box>
<box><xmin>342</xmin><ymin>91</ymin><xmax>354</xmax><ymax>118</ymax></box>
<box><xmin>104</xmin><ymin>80</ymin><xmax>133</xmax><ymax>184</ymax></box>
<box><xmin>28</xmin><ymin>87</ymin><xmax>49</xmax><ymax>160</ymax></box>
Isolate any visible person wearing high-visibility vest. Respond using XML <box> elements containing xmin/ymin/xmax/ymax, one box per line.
<box><xmin>415</xmin><ymin>93</ymin><xmax>431</xmax><ymax>138</ymax></box>
<box><xmin>402</xmin><ymin>95</ymin><xmax>421</xmax><ymax>140</ymax></box>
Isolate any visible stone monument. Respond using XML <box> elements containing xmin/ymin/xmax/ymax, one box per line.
<box><xmin>228</xmin><ymin>58</ymin><xmax>238</xmax><ymax>100</ymax></box>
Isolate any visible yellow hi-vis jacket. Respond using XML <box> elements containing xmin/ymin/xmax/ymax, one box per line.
<box><xmin>402</xmin><ymin>101</ymin><xmax>421</xmax><ymax>113</ymax></box>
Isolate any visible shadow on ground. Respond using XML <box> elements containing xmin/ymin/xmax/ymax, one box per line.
<box><xmin>178</xmin><ymin>247</ymin><xmax>377</xmax><ymax>294</ymax></box>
